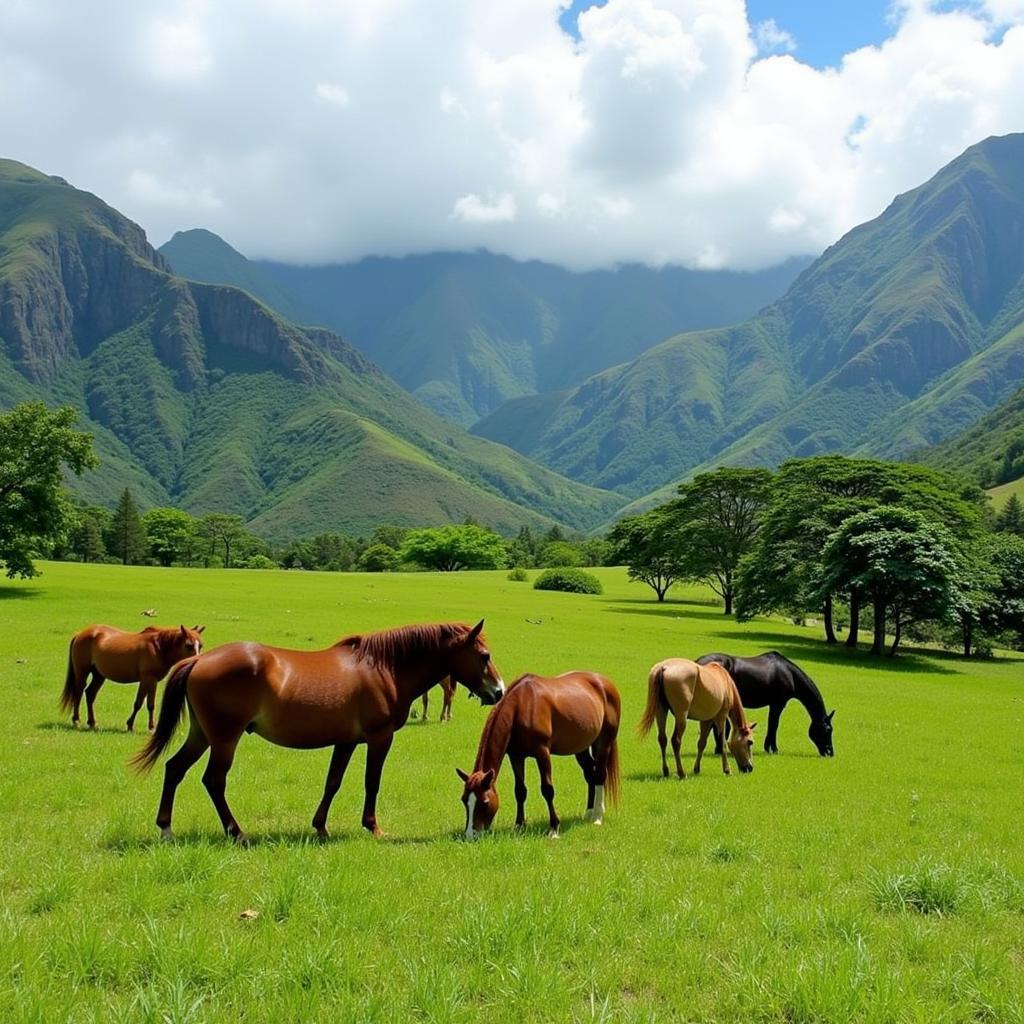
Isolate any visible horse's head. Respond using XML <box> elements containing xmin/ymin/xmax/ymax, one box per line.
<box><xmin>456</xmin><ymin>767</ymin><xmax>498</xmax><ymax>838</ymax></box>
<box><xmin>172</xmin><ymin>624</ymin><xmax>205</xmax><ymax>660</ymax></box>
<box><xmin>728</xmin><ymin>721</ymin><xmax>757</xmax><ymax>773</ymax></box>
<box><xmin>809</xmin><ymin>709</ymin><xmax>835</xmax><ymax>757</ymax></box>
<box><xmin>450</xmin><ymin>621</ymin><xmax>505</xmax><ymax>705</ymax></box>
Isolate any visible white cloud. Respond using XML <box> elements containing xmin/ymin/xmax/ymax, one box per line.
<box><xmin>754</xmin><ymin>18</ymin><xmax>796</xmax><ymax>55</ymax></box>
<box><xmin>1</xmin><ymin>0</ymin><xmax>1023</xmax><ymax>269</ymax></box>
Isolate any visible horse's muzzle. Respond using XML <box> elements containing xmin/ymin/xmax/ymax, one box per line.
<box><xmin>740</xmin><ymin>764</ymin><xmax>754</xmax><ymax>774</ymax></box>
<box><xmin>479</xmin><ymin>690</ymin><xmax>501</xmax><ymax>706</ymax></box>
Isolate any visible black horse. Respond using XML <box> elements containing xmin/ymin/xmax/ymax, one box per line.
<box><xmin>697</xmin><ymin>651</ymin><xmax>835</xmax><ymax>756</ymax></box>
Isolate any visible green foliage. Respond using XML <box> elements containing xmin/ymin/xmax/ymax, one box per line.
<box><xmin>196</xmin><ymin>513</ymin><xmax>249</xmax><ymax>569</ymax></box>
<box><xmin>537</xmin><ymin>540</ymin><xmax>584</xmax><ymax>567</ymax></box>
<box><xmin>357</xmin><ymin>543</ymin><xmax>398</xmax><ymax>572</ymax></box>
<box><xmin>399</xmin><ymin>525</ymin><xmax>507</xmax><ymax>571</ymax></box>
<box><xmin>532</xmin><ymin>567</ymin><xmax>603</xmax><ymax>593</ymax></box>
<box><xmin>141</xmin><ymin>507</ymin><xmax>197</xmax><ymax>566</ymax></box>
<box><xmin>105</xmin><ymin>488</ymin><xmax>147</xmax><ymax>566</ymax></box>
<box><xmin>68</xmin><ymin>505</ymin><xmax>110</xmax><ymax>564</ymax></box>
<box><xmin>608</xmin><ymin>507</ymin><xmax>687</xmax><ymax>601</ymax></box>
<box><xmin>0</xmin><ymin>402</ymin><xmax>97</xmax><ymax>578</ymax></box>
<box><xmin>506</xmin><ymin>566</ymin><xmax>529</xmax><ymax>581</ymax></box>
<box><xmin>996</xmin><ymin>493</ymin><xmax>1024</xmax><ymax>536</ymax></box>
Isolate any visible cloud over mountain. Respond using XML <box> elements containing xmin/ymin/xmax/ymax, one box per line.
<box><xmin>3</xmin><ymin>0</ymin><xmax>1024</xmax><ymax>269</ymax></box>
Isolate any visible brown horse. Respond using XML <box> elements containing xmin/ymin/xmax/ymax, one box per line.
<box><xmin>133</xmin><ymin>621</ymin><xmax>504</xmax><ymax>843</ymax></box>
<box><xmin>60</xmin><ymin>624</ymin><xmax>205</xmax><ymax>732</ymax></box>
<box><xmin>411</xmin><ymin>676</ymin><xmax>456</xmax><ymax>722</ymax></box>
<box><xmin>457</xmin><ymin>671</ymin><xmax>621</xmax><ymax>839</ymax></box>
<box><xmin>638</xmin><ymin>658</ymin><xmax>756</xmax><ymax>777</ymax></box>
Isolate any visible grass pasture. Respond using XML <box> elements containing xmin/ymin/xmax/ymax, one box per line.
<box><xmin>1</xmin><ymin>562</ymin><xmax>1022</xmax><ymax>1023</ymax></box>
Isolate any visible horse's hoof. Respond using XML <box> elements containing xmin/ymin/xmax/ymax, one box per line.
<box><xmin>234</xmin><ymin>833</ymin><xmax>251</xmax><ymax>847</ymax></box>
<box><xmin>314</xmin><ymin>827</ymin><xmax>329</xmax><ymax>840</ymax></box>
<box><xmin>159</xmin><ymin>827</ymin><xmax>175</xmax><ymax>842</ymax></box>
<box><xmin>591</xmin><ymin>818</ymin><xmax>603</xmax><ymax>827</ymax></box>
<box><xmin>547</xmin><ymin>829</ymin><xmax>561</xmax><ymax>839</ymax></box>
<box><xmin>126</xmin><ymin>725</ymin><xmax>134</xmax><ymax>733</ymax></box>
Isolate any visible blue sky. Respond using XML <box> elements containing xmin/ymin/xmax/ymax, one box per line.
<box><xmin>561</xmin><ymin>1</ymin><xmax>895</xmax><ymax>67</ymax></box>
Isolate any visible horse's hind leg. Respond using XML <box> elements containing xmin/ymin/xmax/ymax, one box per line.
<box><xmin>361</xmin><ymin>729</ymin><xmax>395</xmax><ymax>838</ymax></box>
<box><xmin>156</xmin><ymin>718</ymin><xmax>209</xmax><ymax>841</ymax></box>
<box><xmin>202</xmin><ymin>735</ymin><xmax>247</xmax><ymax>843</ymax></box>
<box><xmin>575</xmin><ymin>750</ymin><xmax>596</xmax><ymax>820</ymax></box>
<box><xmin>84</xmin><ymin>671</ymin><xmax>105</xmax><ymax>730</ymax></box>
<box><xmin>535</xmin><ymin>747</ymin><xmax>560</xmax><ymax>838</ymax></box>
<box><xmin>671</xmin><ymin>718</ymin><xmax>687</xmax><ymax>779</ymax></box>
<box><xmin>311</xmin><ymin>742</ymin><xmax>356</xmax><ymax>839</ymax></box>
<box><xmin>656</xmin><ymin>707</ymin><xmax>670</xmax><ymax>778</ymax></box>
<box><xmin>442</xmin><ymin>681</ymin><xmax>453</xmax><ymax>723</ymax></box>
<box><xmin>127</xmin><ymin>677</ymin><xmax>157</xmax><ymax>733</ymax></box>
<box><xmin>693</xmin><ymin>721</ymin><xmax>713</xmax><ymax>775</ymax></box>
<box><xmin>765</xmin><ymin>703</ymin><xmax>783</xmax><ymax>754</ymax></box>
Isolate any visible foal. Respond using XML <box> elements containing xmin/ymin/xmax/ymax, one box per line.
<box><xmin>412</xmin><ymin>676</ymin><xmax>455</xmax><ymax>722</ymax></box>
<box><xmin>638</xmin><ymin>659</ymin><xmax>756</xmax><ymax>777</ymax></box>
<box><xmin>457</xmin><ymin>672</ymin><xmax>620</xmax><ymax>838</ymax></box>
<box><xmin>61</xmin><ymin>624</ymin><xmax>205</xmax><ymax>731</ymax></box>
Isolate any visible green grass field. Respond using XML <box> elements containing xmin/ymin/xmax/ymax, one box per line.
<box><xmin>1</xmin><ymin>562</ymin><xmax>1022</xmax><ymax>1023</ymax></box>
<box><xmin>988</xmin><ymin>475</ymin><xmax>1024</xmax><ymax>510</ymax></box>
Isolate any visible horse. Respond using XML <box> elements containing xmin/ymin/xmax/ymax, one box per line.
<box><xmin>133</xmin><ymin>621</ymin><xmax>505</xmax><ymax>843</ymax></box>
<box><xmin>411</xmin><ymin>676</ymin><xmax>456</xmax><ymax>723</ymax></box>
<box><xmin>60</xmin><ymin>624</ymin><xmax>205</xmax><ymax>732</ymax></box>
<box><xmin>457</xmin><ymin>671</ymin><xmax>620</xmax><ymax>839</ymax></box>
<box><xmin>696</xmin><ymin>651</ymin><xmax>835</xmax><ymax>756</ymax></box>
<box><xmin>638</xmin><ymin>659</ymin><xmax>756</xmax><ymax>778</ymax></box>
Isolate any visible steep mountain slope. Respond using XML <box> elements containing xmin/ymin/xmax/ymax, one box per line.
<box><xmin>475</xmin><ymin>134</ymin><xmax>1024</xmax><ymax>499</ymax></box>
<box><xmin>0</xmin><ymin>160</ymin><xmax>625</xmax><ymax>539</ymax></box>
<box><xmin>917</xmin><ymin>383</ymin><xmax>1024</xmax><ymax>487</ymax></box>
<box><xmin>160</xmin><ymin>235</ymin><xmax>809</xmax><ymax>426</ymax></box>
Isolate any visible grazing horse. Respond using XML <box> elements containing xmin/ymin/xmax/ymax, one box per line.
<box><xmin>60</xmin><ymin>624</ymin><xmax>205</xmax><ymax>731</ymax></box>
<box><xmin>638</xmin><ymin>659</ymin><xmax>756</xmax><ymax>777</ymax></box>
<box><xmin>411</xmin><ymin>676</ymin><xmax>456</xmax><ymax>722</ymax></box>
<box><xmin>133</xmin><ymin>621</ymin><xmax>504</xmax><ymax>843</ymax></box>
<box><xmin>457</xmin><ymin>672</ymin><xmax>621</xmax><ymax>839</ymax></box>
<box><xmin>697</xmin><ymin>651</ymin><xmax>835</xmax><ymax>756</ymax></box>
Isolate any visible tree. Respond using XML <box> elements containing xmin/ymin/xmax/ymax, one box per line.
<box><xmin>671</xmin><ymin>467</ymin><xmax>773</xmax><ymax>614</ymax></box>
<box><xmin>952</xmin><ymin>532</ymin><xmax>1024</xmax><ymax>655</ymax></box>
<box><xmin>398</xmin><ymin>525</ymin><xmax>507</xmax><ymax>571</ymax></box>
<box><xmin>358</xmin><ymin>543</ymin><xmax>399</xmax><ymax>572</ymax></box>
<box><xmin>107</xmin><ymin>489</ymin><xmax>147</xmax><ymax>565</ymax></box>
<box><xmin>996</xmin><ymin>493</ymin><xmax>1024</xmax><ymax>537</ymax></box>
<box><xmin>68</xmin><ymin>505</ymin><xmax>110</xmax><ymax>563</ymax></box>
<box><xmin>816</xmin><ymin>506</ymin><xmax>963</xmax><ymax>656</ymax></box>
<box><xmin>142</xmin><ymin>507</ymin><xmax>197</xmax><ymax>567</ymax></box>
<box><xmin>196</xmin><ymin>513</ymin><xmax>248</xmax><ymax>568</ymax></box>
<box><xmin>538</xmin><ymin>540</ymin><xmax>584</xmax><ymax>568</ymax></box>
<box><xmin>608</xmin><ymin>508</ymin><xmax>687</xmax><ymax>602</ymax></box>
<box><xmin>0</xmin><ymin>403</ymin><xmax>98</xmax><ymax>578</ymax></box>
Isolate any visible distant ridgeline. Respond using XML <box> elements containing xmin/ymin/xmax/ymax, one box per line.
<box><xmin>0</xmin><ymin>159</ymin><xmax>626</xmax><ymax>541</ymax></box>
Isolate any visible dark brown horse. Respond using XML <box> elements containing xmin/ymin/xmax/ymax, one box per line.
<box><xmin>457</xmin><ymin>671</ymin><xmax>621</xmax><ymax>839</ymax></box>
<box><xmin>133</xmin><ymin>621</ymin><xmax>504</xmax><ymax>843</ymax></box>
<box><xmin>411</xmin><ymin>676</ymin><xmax>456</xmax><ymax>722</ymax></box>
<box><xmin>638</xmin><ymin>658</ymin><xmax>756</xmax><ymax>777</ymax></box>
<box><xmin>60</xmin><ymin>624</ymin><xmax>205</xmax><ymax>731</ymax></box>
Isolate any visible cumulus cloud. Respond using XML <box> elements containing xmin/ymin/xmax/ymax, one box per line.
<box><xmin>1</xmin><ymin>0</ymin><xmax>1023</xmax><ymax>269</ymax></box>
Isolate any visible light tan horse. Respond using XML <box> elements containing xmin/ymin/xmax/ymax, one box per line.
<box><xmin>457</xmin><ymin>671</ymin><xmax>621</xmax><ymax>838</ymax></box>
<box><xmin>638</xmin><ymin>658</ymin><xmax>756</xmax><ymax>777</ymax></box>
<box><xmin>60</xmin><ymin>624</ymin><xmax>205</xmax><ymax>731</ymax></box>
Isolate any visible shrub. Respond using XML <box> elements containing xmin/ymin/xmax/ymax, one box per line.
<box><xmin>507</xmin><ymin>567</ymin><xmax>529</xmax><ymax>582</ymax></box>
<box><xmin>538</xmin><ymin>541</ymin><xmax>584</xmax><ymax>568</ymax></box>
<box><xmin>533</xmin><ymin>568</ymin><xmax>603</xmax><ymax>594</ymax></box>
<box><xmin>243</xmin><ymin>554</ymin><xmax>278</xmax><ymax>569</ymax></box>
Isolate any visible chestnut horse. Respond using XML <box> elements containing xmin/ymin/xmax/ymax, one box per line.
<box><xmin>638</xmin><ymin>659</ymin><xmax>756</xmax><ymax>777</ymax></box>
<box><xmin>411</xmin><ymin>676</ymin><xmax>456</xmax><ymax>723</ymax></box>
<box><xmin>60</xmin><ymin>624</ymin><xmax>205</xmax><ymax>732</ymax></box>
<box><xmin>133</xmin><ymin>621</ymin><xmax>504</xmax><ymax>843</ymax></box>
<box><xmin>457</xmin><ymin>671</ymin><xmax>620</xmax><ymax>839</ymax></box>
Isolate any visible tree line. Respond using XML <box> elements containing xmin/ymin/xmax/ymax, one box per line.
<box><xmin>610</xmin><ymin>459</ymin><xmax>1024</xmax><ymax>657</ymax></box>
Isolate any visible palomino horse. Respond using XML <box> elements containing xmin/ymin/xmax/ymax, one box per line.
<box><xmin>61</xmin><ymin>624</ymin><xmax>205</xmax><ymax>731</ymax></box>
<box><xmin>457</xmin><ymin>671</ymin><xmax>620</xmax><ymax>839</ymax></box>
<box><xmin>697</xmin><ymin>651</ymin><xmax>835</xmax><ymax>756</ymax></box>
<box><xmin>638</xmin><ymin>659</ymin><xmax>756</xmax><ymax>777</ymax></box>
<box><xmin>411</xmin><ymin>676</ymin><xmax>456</xmax><ymax>722</ymax></box>
<box><xmin>133</xmin><ymin>621</ymin><xmax>504</xmax><ymax>843</ymax></box>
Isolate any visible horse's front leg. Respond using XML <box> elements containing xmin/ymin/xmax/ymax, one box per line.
<box><xmin>84</xmin><ymin>671</ymin><xmax>105</xmax><ymax>730</ymax></box>
<box><xmin>127</xmin><ymin>677</ymin><xmax>156</xmax><ymax>732</ymax></box>
<box><xmin>765</xmin><ymin>703</ymin><xmax>783</xmax><ymax>754</ymax></box>
<box><xmin>693</xmin><ymin>720</ymin><xmax>713</xmax><ymax>775</ymax></box>
<box><xmin>536</xmin><ymin>747</ymin><xmax>560</xmax><ymax>838</ymax></box>
<box><xmin>717</xmin><ymin>714</ymin><xmax>731</xmax><ymax>775</ymax></box>
<box><xmin>510</xmin><ymin>753</ymin><xmax>528</xmax><ymax>829</ymax></box>
<box><xmin>311</xmin><ymin>742</ymin><xmax>356</xmax><ymax>838</ymax></box>
<box><xmin>361</xmin><ymin>729</ymin><xmax>395</xmax><ymax>837</ymax></box>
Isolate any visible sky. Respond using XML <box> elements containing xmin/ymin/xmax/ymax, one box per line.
<box><xmin>2</xmin><ymin>0</ymin><xmax>1024</xmax><ymax>271</ymax></box>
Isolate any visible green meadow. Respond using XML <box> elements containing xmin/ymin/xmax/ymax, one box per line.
<box><xmin>1</xmin><ymin>562</ymin><xmax>1022</xmax><ymax>1023</ymax></box>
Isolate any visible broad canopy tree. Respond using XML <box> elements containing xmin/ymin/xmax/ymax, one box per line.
<box><xmin>0</xmin><ymin>402</ymin><xmax>97</xmax><ymax>578</ymax></box>
<box><xmin>399</xmin><ymin>524</ymin><xmax>507</xmax><ymax>571</ymax></box>
<box><xmin>608</xmin><ymin>507</ymin><xmax>687</xmax><ymax>602</ymax></box>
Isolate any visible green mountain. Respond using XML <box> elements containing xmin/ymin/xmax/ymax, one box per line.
<box><xmin>917</xmin><ymin>383</ymin><xmax>1024</xmax><ymax>488</ymax></box>
<box><xmin>160</xmin><ymin>233</ymin><xmax>808</xmax><ymax>426</ymax></box>
<box><xmin>0</xmin><ymin>159</ymin><xmax>625</xmax><ymax>540</ymax></box>
<box><xmin>473</xmin><ymin>134</ymin><xmax>1024</xmax><ymax>502</ymax></box>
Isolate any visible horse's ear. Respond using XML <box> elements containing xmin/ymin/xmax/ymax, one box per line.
<box><xmin>827</xmin><ymin>709</ymin><xmax>835</xmax><ymax>722</ymax></box>
<box><xmin>179</xmin><ymin>624</ymin><xmax>187</xmax><ymax>636</ymax></box>
<box><xmin>481</xmin><ymin>769</ymin><xmax>495</xmax><ymax>788</ymax></box>
<box><xmin>749</xmin><ymin>721</ymin><xmax>758</xmax><ymax>731</ymax></box>
<box><xmin>456</xmin><ymin>768</ymin><xmax>470</xmax><ymax>783</ymax></box>
<box><xmin>465</xmin><ymin>620</ymin><xmax>484</xmax><ymax>644</ymax></box>
<box><xmin>196</xmin><ymin>625</ymin><xmax>206</xmax><ymax>634</ymax></box>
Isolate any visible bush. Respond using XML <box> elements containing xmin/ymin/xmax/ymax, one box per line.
<box><xmin>243</xmin><ymin>554</ymin><xmax>278</xmax><ymax>569</ymax></box>
<box><xmin>538</xmin><ymin>541</ymin><xmax>584</xmax><ymax>568</ymax></box>
<box><xmin>533</xmin><ymin>568</ymin><xmax>603</xmax><ymax>594</ymax></box>
<box><xmin>507</xmin><ymin>567</ymin><xmax>529</xmax><ymax>582</ymax></box>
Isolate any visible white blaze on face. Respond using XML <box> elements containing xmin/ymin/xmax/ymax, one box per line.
<box><xmin>496</xmin><ymin>676</ymin><xmax>506</xmax><ymax>696</ymax></box>
<box><xmin>465</xmin><ymin>792</ymin><xmax>477</xmax><ymax>839</ymax></box>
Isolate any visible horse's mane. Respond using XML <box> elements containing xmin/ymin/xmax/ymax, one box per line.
<box><xmin>765</xmin><ymin>651</ymin><xmax>826</xmax><ymax>713</ymax></box>
<box><xmin>472</xmin><ymin>673</ymin><xmax>530</xmax><ymax>770</ymax></box>
<box><xmin>335</xmin><ymin>622</ymin><xmax>478</xmax><ymax>673</ymax></box>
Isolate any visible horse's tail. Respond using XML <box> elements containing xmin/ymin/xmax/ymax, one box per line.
<box><xmin>59</xmin><ymin>638</ymin><xmax>78</xmax><ymax>713</ymax></box>
<box><xmin>131</xmin><ymin>657</ymin><xmax>197</xmax><ymax>773</ymax></box>
<box><xmin>637</xmin><ymin>664</ymin><xmax>666</xmax><ymax>738</ymax></box>
<box><xmin>605</xmin><ymin>735</ymin><xmax>621</xmax><ymax>807</ymax></box>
